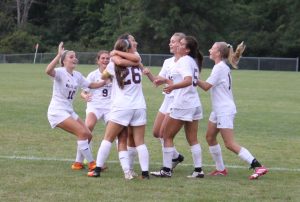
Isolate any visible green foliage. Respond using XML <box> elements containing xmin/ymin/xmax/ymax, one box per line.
<box><xmin>0</xmin><ymin>0</ymin><xmax>299</xmax><ymax>57</ymax></box>
<box><xmin>0</xmin><ymin>30</ymin><xmax>40</xmax><ymax>54</ymax></box>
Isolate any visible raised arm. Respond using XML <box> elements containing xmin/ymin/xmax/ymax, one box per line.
<box><xmin>111</xmin><ymin>55</ymin><xmax>140</xmax><ymax>67</ymax></box>
<box><xmin>110</xmin><ymin>50</ymin><xmax>140</xmax><ymax>62</ymax></box>
<box><xmin>45</xmin><ymin>42</ymin><xmax>64</xmax><ymax>77</ymax></box>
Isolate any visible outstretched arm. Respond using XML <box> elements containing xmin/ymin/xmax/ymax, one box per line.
<box><xmin>45</xmin><ymin>42</ymin><xmax>64</xmax><ymax>77</ymax></box>
<box><xmin>197</xmin><ymin>80</ymin><xmax>212</xmax><ymax>91</ymax></box>
<box><xmin>111</xmin><ymin>55</ymin><xmax>140</xmax><ymax>67</ymax></box>
<box><xmin>163</xmin><ymin>76</ymin><xmax>192</xmax><ymax>94</ymax></box>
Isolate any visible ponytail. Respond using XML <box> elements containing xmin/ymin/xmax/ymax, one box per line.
<box><xmin>228</xmin><ymin>41</ymin><xmax>246</xmax><ymax>69</ymax></box>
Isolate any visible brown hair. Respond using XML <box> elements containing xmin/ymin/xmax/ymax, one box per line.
<box><xmin>184</xmin><ymin>36</ymin><xmax>203</xmax><ymax>72</ymax></box>
<box><xmin>215</xmin><ymin>41</ymin><xmax>246</xmax><ymax>69</ymax></box>
<box><xmin>113</xmin><ymin>39</ymin><xmax>131</xmax><ymax>89</ymax></box>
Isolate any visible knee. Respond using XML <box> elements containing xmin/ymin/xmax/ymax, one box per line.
<box><xmin>78</xmin><ymin>128</ymin><xmax>92</xmax><ymax>139</ymax></box>
<box><xmin>206</xmin><ymin>134</ymin><xmax>216</xmax><ymax>145</ymax></box>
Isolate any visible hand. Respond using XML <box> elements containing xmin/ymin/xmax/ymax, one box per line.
<box><xmin>58</xmin><ymin>42</ymin><xmax>64</xmax><ymax>56</ymax></box>
<box><xmin>163</xmin><ymin>85</ymin><xmax>174</xmax><ymax>94</ymax></box>
<box><xmin>143</xmin><ymin>67</ymin><xmax>150</xmax><ymax>75</ymax></box>
<box><xmin>153</xmin><ymin>78</ymin><xmax>165</xmax><ymax>87</ymax></box>
<box><xmin>110</xmin><ymin>50</ymin><xmax>117</xmax><ymax>57</ymax></box>
<box><xmin>84</xmin><ymin>93</ymin><xmax>92</xmax><ymax>102</ymax></box>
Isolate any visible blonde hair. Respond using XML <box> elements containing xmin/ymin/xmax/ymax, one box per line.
<box><xmin>216</xmin><ymin>41</ymin><xmax>246</xmax><ymax>69</ymax></box>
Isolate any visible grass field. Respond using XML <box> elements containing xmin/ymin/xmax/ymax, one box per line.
<box><xmin>0</xmin><ymin>63</ymin><xmax>299</xmax><ymax>202</ymax></box>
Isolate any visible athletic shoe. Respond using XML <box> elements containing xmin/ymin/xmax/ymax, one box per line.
<box><xmin>124</xmin><ymin>171</ymin><xmax>134</xmax><ymax>180</ymax></box>
<box><xmin>139</xmin><ymin>171</ymin><xmax>150</xmax><ymax>179</ymax></box>
<box><xmin>172</xmin><ymin>154</ymin><xmax>184</xmax><ymax>169</ymax></box>
<box><xmin>150</xmin><ymin>168</ymin><xmax>172</xmax><ymax>177</ymax></box>
<box><xmin>249</xmin><ymin>166</ymin><xmax>268</xmax><ymax>180</ymax></box>
<box><xmin>87</xmin><ymin>170</ymin><xmax>100</xmax><ymax>177</ymax></box>
<box><xmin>71</xmin><ymin>162</ymin><xmax>84</xmax><ymax>170</ymax></box>
<box><xmin>88</xmin><ymin>161</ymin><xmax>96</xmax><ymax>172</ymax></box>
<box><xmin>187</xmin><ymin>171</ymin><xmax>205</xmax><ymax>178</ymax></box>
<box><xmin>208</xmin><ymin>169</ymin><xmax>228</xmax><ymax>176</ymax></box>
<box><xmin>129</xmin><ymin>170</ymin><xmax>138</xmax><ymax>177</ymax></box>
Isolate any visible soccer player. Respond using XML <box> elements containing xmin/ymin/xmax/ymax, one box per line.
<box><xmin>144</xmin><ymin>33</ymin><xmax>187</xmax><ymax>170</ymax></box>
<box><xmin>151</xmin><ymin>36</ymin><xmax>204</xmax><ymax>178</ymax></box>
<box><xmin>197</xmin><ymin>41</ymin><xmax>268</xmax><ymax>180</ymax></box>
<box><xmin>88</xmin><ymin>38</ymin><xmax>150</xmax><ymax>179</ymax></box>
<box><xmin>46</xmin><ymin>42</ymin><xmax>106</xmax><ymax>172</ymax></box>
<box><xmin>71</xmin><ymin>50</ymin><xmax>111</xmax><ymax>170</ymax></box>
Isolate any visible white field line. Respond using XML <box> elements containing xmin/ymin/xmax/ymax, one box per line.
<box><xmin>0</xmin><ymin>155</ymin><xmax>299</xmax><ymax>172</ymax></box>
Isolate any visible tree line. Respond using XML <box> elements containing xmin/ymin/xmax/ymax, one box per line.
<box><xmin>0</xmin><ymin>0</ymin><xmax>299</xmax><ymax>57</ymax></box>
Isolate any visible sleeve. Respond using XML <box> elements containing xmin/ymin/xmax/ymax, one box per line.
<box><xmin>158</xmin><ymin>59</ymin><xmax>169</xmax><ymax>78</ymax></box>
<box><xmin>82</xmin><ymin>72</ymin><xmax>93</xmax><ymax>92</ymax></box>
<box><xmin>206</xmin><ymin>65</ymin><xmax>221</xmax><ymax>86</ymax></box>
<box><xmin>77</xmin><ymin>72</ymin><xmax>91</xmax><ymax>89</ymax></box>
<box><xmin>106</xmin><ymin>62</ymin><xmax>115</xmax><ymax>77</ymax></box>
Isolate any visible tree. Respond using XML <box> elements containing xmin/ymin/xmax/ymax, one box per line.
<box><xmin>16</xmin><ymin>0</ymin><xmax>35</xmax><ymax>28</ymax></box>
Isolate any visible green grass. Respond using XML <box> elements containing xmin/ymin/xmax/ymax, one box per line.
<box><xmin>0</xmin><ymin>63</ymin><xmax>300</xmax><ymax>201</ymax></box>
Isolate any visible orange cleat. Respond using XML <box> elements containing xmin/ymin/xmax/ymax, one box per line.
<box><xmin>71</xmin><ymin>162</ymin><xmax>84</xmax><ymax>170</ymax></box>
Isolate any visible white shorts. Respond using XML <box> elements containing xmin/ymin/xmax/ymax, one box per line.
<box><xmin>86</xmin><ymin>106</ymin><xmax>110</xmax><ymax>124</ymax></box>
<box><xmin>169</xmin><ymin>106</ymin><xmax>203</xmax><ymax>122</ymax></box>
<box><xmin>209</xmin><ymin>112</ymin><xmax>235</xmax><ymax>129</ymax></box>
<box><xmin>47</xmin><ymin>108</ymin><xmax>79</xmax><ymax>128</ymax></box>
<box><xmin>159</xmin><ymin>96</ymin><xmax>174</xmax><ymax>114</ymax></box>
<box><xmin>109</xmin><ymin>108</ymin><xmax>146</xmax><ymax>126</ymax></box>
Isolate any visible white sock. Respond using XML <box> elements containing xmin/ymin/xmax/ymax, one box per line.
<box><xmin>172</xmin><ymin>146</ymin><xmax>180</xmax><ymax>159</ymax></box>
<box><xmin>163</xmin><ymin>147</ymin><xmax>174</xmax><ymax>169</ymax></box>
<box><xmin>75</xmin><ymin>145</ymin><xmax>84</xmax><ymax>163</ymax></box>
<box><xmin>238</xmin><ymin>147</ymin><xmax>255</xmax><ymax>165</ymax></box>
<box><xmin>209</xmin><ymin>144</ymin><xmax>225</xmax><ymax>171</ymax></box>
<box><xmin>191</xmin><ymin>144</ymin><xmax>202</xmax><ymax>168</ymax></box>
<box><xmin>118</xmin><ymin>151</ymin><xmax>130</xmax><ymax>173</ymax></box>
<box><xmin>136</xmin><ymin>144</ymin><xmax>149</xmax><ymax>172</ymax></box>
<box><xmin>159</xmin><ymin>138</ymin><xmax>164</xmax><ymax>146</ymax></box>
<box><xmin>96</xmin><ymin>140</ymin><xmax>112</xmax><ymax>167</ymax></box>
<box><xmin>77</xmin><ymin>139</ymin><xmax>93</xmax><ymax>163</ymax></box>
<box><xmin>127</xmin><ymin>146</ymin><xmax>137</xmax><ymax>170</ymax></box>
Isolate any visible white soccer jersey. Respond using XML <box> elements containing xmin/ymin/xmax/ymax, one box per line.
<box><xmin>84</xmin><ymin>68</ymin><xmax>112</xmax><ymax>109</ymax></box>
<box><xmin>170</xmin><ymin>55</ymin><xmax>201</xmax><ymax>109</ymax></box>
<box><xmin>106</xmin><ymin>62</ymin><xmax>146</xmax><ymax>110</ymax></box>
<box><xmin>158</xmin><ymin>56</ymin><xmax>176</xmax><ymax>98</ymax></box>
<box><xmin>48</xmin><ymin>67</ymin><xmax>90</xmax><ymax>112</ymax></box>
<box><xmin>206</xmin><ymin>61</ymin><xmax>237</xmax><ymax>115</ymax></box>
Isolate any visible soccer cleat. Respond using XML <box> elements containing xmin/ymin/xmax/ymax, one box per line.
<box><xmin>187</xmin><ymin>171</ymin><xmax>205</xmax><ymax>178</ymax></box>
<box><xmin>71</xmin><ymin>162</ymin><xmax>84</xmax><ymax>170</ymax></box>
<box><xmin>208</xmin><ymin>169</ymin><xmax>228</xmax><ymax>176</ymax></box>
<box><xmin>139</xmin><ymin>171</ymin><xmax>150</xmax><ymax>179</ymax></box>
<box><xmin>129</xmin><ymin>170</ymin><xmax>138</xmax><ymax>177</ymax></box>
<box><xmin>150</xmin><ymin>168</ymin><xmax>172</xmax><ymax>178</ymax></box>
<box><xmin>87</xmin><ymin>170</ymin><xmax>100</xmax><ymax>177</ymax></box>
<box><xmin>172</xmin><ymin>154</ymin><xmax>184</xmax><ymax>169</ymax></box>
<box><xmin>124</xmin><ymin>171</ymin><xmax>134</xmax><ymax>180</ymax></box>
<box><xmin>88</xmin><ymin>161</ymin><xmax>96</xmax><ymax>172</ymax></box>
<box><xmin>249</xmin><ymin>166</ymin><xmax>268</xmax><ymax>180</ymax></box>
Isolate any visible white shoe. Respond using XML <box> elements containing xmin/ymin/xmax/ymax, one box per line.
<box><xmin>129</xmin><ymin>170</ymin><xmax>138</xmax><ymax>177</ymax></box>
<box><xmin>150</xmin><ymin>168</ymin><xmax>172</xmax><ymax>177</ymax></box>
<box><xmin>187</xmin><ymin>170</ymin><xmax>205</xmax><ymax>178</ymax></box>
<box><xmin>124</xmin><ymin>171</ymin><xmax>134</xmax><ymax>180</ymax></box>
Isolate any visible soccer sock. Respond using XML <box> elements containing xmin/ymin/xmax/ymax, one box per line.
<box><xmin>209</xmin><ymin>144</ymin><xmax>225</xmax><ymax>171</ymax></box>
<box><xmin>191</xmin><ymin>144</ymin><xmax>202</xmax><ymax>168</ymax></box>
<box><xmin>75</xmin><ymin>145</ymin><xmax>84</xmax><ymax>163</ymax></box>
<box><xmin>77</xmin><ymin>139</ymin><xmax>93</xmax><ymax>163</ymax></box>
<box><xmin>96</xmin><ymin>140</ymin><xmax>112</xmax><ymax>167</ymax></box>
<box><xmin>250</xmin><ymin>158</ymin><xmax>262</xmax><ymax>168</ymax></box>
<box><xmin>127</xmin><ymin>146</ymin><xmax>137</xmax><ymax>170</ymax></box>
<box><xmin>118</xmin><ymin>150</ymin><xmax>130</xmax><ymax>173</ymax></box>
<box><xmin>136</xmin><ymin>144</ymin><xmax>149</xmax><ymax>172</ymax></box>
<box><xmin>163</xmin><ymin>147</ymin><xmax>174</xmax><ymax>170</ymax></box>
<box><xmin>238</xmin><ymin>147</ymin><xmax>255</xmax><ymax>165</ymax></box>
<box><xmin>172</xmin><ymin>146</ymin><xmax>180</xmax><ymax>160</ymax></box>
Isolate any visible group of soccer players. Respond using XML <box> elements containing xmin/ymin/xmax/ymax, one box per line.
<box><xmin>46</xmin><ymin>32</ymin><xmax>268</xmax><ymax>180</ymax></box>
